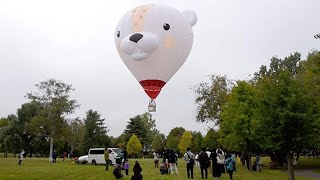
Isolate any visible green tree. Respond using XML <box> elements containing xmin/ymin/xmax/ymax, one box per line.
<box><xmin>254</xmin><ymin>52</ymin><xmax>318</xmax><ymax>180</ymax></box>
<box><xmin>0</xmin><ymin>115</ymin><xmax>20</xmax><ymax>157</ymax></box>
<box><xmin>124</xmin><ymin>112</ymin><xmax>157</xmax><ymax>150</ymax></box>
<box><xmin>26</xmin><ymin>79</ymin><xmax>79</xmax><ymax>161</ymax></box>
<box><xmin>194</xmin><ymin>75</ymin><xmax>233</xmax><ymax>124</ymax></box>
<box><xmin>298</xmin><ymin>51</ymin><xmax>320</xmax><ymax>148</ymax></box>
<box><xmin>191</xmin><ymin>131</ymin><xmax>203</xmax><ymax>153</ymax></box>
<box><xmin>83</xmin><ymin>110</ymin><xmax>108</xmax><ymax>153</ymax></box>
<box><xmin>201</xmin><ymin>128</ymin><xmax>219</xmax><ymax>150</ymax></box>
<box><xmin>152</xmin><ymin>134</ymin><xmax>165</xmax><ymax>153</ymax></box>
<box><xmin>17</xmin><ymin>101</ymin><xmax>44</xmax><ymax>157</ymax></box>
<box><xmin>220</xmin><ymin>80</ymin><xmax>258</xmax><ymax>171</ymax></box>
<box><xmin>166</xmin><ymin>127</ymin><xmax>185</xmax><ymax>152</ymax></box>
<box><xmin>114</xmin><ymin>133</ymin><xmax>127</xmax><ymax>149</ymax></box>
<box><xmin>67</xmin><ymin>118</ymin><xmax>85</xmax><ymax>156</ymax></box>
<box><xmin>127</xmin><ymin>134</ymin><xmax>142</xmax><ymax>157</ymax></box>
<box><xmin>178</xmin><ymin>131</ymin><xmax>193</xmax><ymax>153</ymax></box>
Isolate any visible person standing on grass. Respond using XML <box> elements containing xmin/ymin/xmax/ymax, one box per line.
<box><xmin>168</xmin><ymin>149</ymin><xmax>179</xmax><ymax>175</ymax></box>
<box><xmin>211</xmin><ymin>149</ymin><xmax>221</xmax><ymax>180</ymax></box>
<box><xmin>225</xmin><ymin>154</ymin><xmax>236</xmax><ymax>180</ymax></box>
<box><xmin>52</xmin><ymin>151</ymin><xmax>57</xmax><ymax>163</ymax></box>
<box><xmin>216</xmin><ymin>149</ymin><xmax>226</xmax><ymax>175</ymax></box>
<box><xmin>131</xmin><ymin>161</ymin><xmax>143</xmax><ymax>180</ymax></box>
<box><xmin>163</xmin><ymin>149</ymin><xmax>169</xmax><ymax>167</ymax></box>
<box><xmin>256</xmin><ymin>153</ymin><xmax>262</xmax><ymax>172</ymax></box>
<box><xmin>199</xmin><ymin>148</ymin><xmax>209</xmax><ymax>179</ymax></box>
<box><xmin>195</xmin><ymin>153</ymin><xmax>200</xmax><ymax>168</ymax></box>
<box><xmin>63</xmin><ymin>152</ymin><xmax>67</xmax><ymax>162</ymax></box>
<box><xmin>104</xmin><ymin>147</ymin><xmax>109</xmax><ymax>171</ymax></box>
<box><xmin>124</xmin><ymin>159</ymin><xmax>130</xmax><ymax>175</ymax></box>
<box><xmin>184</xmin><ymin>147</ymin><xmax>195</xmax><ymax>179</ymax></box>
<box><xmin>153</xmin><ymin>151</ymin><xmax>159</xmax><ymax>168</ymax></box>
<box><xmin>206</xmin><ymin>148</ymin><xmax>212</xmax><ymax>175</ymax></box>
<box><xmin>122</xmin><ymin>149</ymin><xmax>128</xmax><ymax>166</ymax></box>
<box><xmin>18</xmin><ymin>149</ymin><xmax>25</xmax><ymax>165</ymax></box>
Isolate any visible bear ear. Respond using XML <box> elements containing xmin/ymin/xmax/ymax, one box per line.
<box><xmin>182</xmin><ymin>10</ymin><xmax>197</xmax><ymax>27</ymax></box>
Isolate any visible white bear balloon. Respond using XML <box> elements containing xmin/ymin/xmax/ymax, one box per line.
<box><xmin>115</xmin><ymin>4</ymin><xmax>197</xmax><ymax>111</ymax></box>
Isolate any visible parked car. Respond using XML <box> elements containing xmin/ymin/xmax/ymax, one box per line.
<box><xmin>75</xmin><ymin>155</ymin><xmax>88</xmax><ymax>164</ymax></box>
<box><xmin>87</xmin><ymin>147</ymin><xmax>122</xmax><ymax>165</ymax></box>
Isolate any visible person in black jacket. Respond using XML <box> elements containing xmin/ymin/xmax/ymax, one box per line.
<box><xmin>210</xmin><ymin>149</ymin><xmax>221</xmax><ymax>179</ymax></box>
<box><xmin>122</xmin><ymin>149</ymin><xmax>128</xmax><ymax>166</ymax></box>
<box><xmin>199</xmin><ymin>148</ymin><xmax>209</xmax><ymax>178</ymax></box>
<box><xmin>131</xmin><ymin>161</ymin><xmax>143</xmax><ymax>180</ymax></box>
<box><xmin>168</xmin><ymin>149</ymin><xmax>179</xmax><ymax>175</ymax></box>
<box><xmin>113</xmin><ymin>164</ymin><xmax>124</xmax><ymax>179</ymax></box>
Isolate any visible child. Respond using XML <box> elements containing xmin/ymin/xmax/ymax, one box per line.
<box><xmin>124</xmin><ymin>159</ymin><xmax>130</xmax><ymax>175</ymax></box>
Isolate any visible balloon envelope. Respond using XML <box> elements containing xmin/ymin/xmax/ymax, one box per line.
<box><xmin>115</xmin><ymin>4</ymin><xmax>197</xmax><ymax>99</ymax></box>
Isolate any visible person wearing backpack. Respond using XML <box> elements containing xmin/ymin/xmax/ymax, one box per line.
<box><xmin>199</xmin><ymin>148</ymin><xmax>209</xmax><ymax>179</ymax></box>
<box><xmin>184</xmin><ymin>147</ymin><xmax>195</xmax><ymax>179</ymax></box>
<box><xmin>225</xmin><ymin>154</ymin><xmax>236</xmax><ymax>180</ymax></box>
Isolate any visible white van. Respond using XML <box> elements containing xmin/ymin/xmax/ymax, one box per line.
<box><xmin>87</xmin><ymin>147</ymin><xmax>122</xmax><ymax>165</ymax></box>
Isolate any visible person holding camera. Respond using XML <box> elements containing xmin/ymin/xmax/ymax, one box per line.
<box><xmin>184</xmin><ymin>147</ymin><xmax>195</xmax><ymax>179</ymax></box>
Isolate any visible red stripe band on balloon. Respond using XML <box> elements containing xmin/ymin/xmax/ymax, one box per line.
<box><xmin>139</xmin><ymin>80</ymin><xmax>166</xmax><ymax>99</ymax></box>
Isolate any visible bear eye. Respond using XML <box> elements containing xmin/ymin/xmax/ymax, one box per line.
<box><xmin>163</xmin><ymin>23</ymin><xmax>170</xmax><ymax>30</ymax></box>
<box><xmin>117</xmin><ymin>31</ymin><xmax>120</xmax><ymax>37</ymax></box>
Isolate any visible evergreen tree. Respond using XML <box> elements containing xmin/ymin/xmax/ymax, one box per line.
<box><xmin>124</xmin><ymin>112</ymin><xmax>157</xmax><ymax>149</ymax></box>
<box><xmin>127</xmin><ymin>134</ymin><xmax>142</xmax><ymax>157</ymax></box>
<box><xmin>83</xmin><ymin>110</ymin><xmax>108</xmax><ymax>153</ymax></box>
<box><xmin>178</xmin><ymin>131</ymin><xmax>193</xmax><ymax>153</ymax></box>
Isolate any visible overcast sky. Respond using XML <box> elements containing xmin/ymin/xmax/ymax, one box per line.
<box><xmin>0</xmin><ymin>0</ymin><xmax>319</xmax><ymax>137</ymax></box>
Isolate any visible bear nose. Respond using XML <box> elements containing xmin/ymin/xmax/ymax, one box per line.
<box><xmin>129</xmin><ymin>33</ymin><xmax>143</xmax><ymax>43</ymax></box>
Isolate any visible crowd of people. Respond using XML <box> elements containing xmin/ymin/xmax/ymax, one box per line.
<box><xmin>153</xmin><ymin>147</ymin><xmax>248</xmax><ymax>180</ymax></box>
<box><xmin>181</xmin><ymin>147</ymin><xmax>237</xmax><ymax>179</ymax></box>
<box><xmin>103</xmin><ymin>147</ymin><xmax>266</xmax><ymax>180</ymax></box>
<box><xmin>104</xmin><ymin>148</ymin><xmax>143</xmax><ymax>180</ymax></box>
<box><xmin>15</xmin><ymin>146</ymin><xmax>319</xmax><ymax>179</ymax></box>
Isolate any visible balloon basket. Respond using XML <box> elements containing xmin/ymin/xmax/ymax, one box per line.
<box><xmin>148</xmin><ymin>100</ymin><xmax>156</xmax><ymax>112</ymax></box>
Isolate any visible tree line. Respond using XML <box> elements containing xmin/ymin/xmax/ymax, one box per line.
<box><xmin>0</xmin><ymin>79</ymin><xmax>213</xmax><ymax>160</ymax></box>
<box><xmin>194</xmin><ymin>51</ymin><xmax>320</xmax><ymax>180</ymax></box>
<box><xmin>1</xmin><ymin>51</ymin><xmax>319</xmax><ymax>180</ymax></box>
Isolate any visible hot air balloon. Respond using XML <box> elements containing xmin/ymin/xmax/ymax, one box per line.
<box><xmin>115</xmin><ymin>4</ymin><xmax>197</xmax><ymax>112</ymax></box>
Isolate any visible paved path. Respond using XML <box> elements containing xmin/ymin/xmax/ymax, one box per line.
<box><xmin>294</xmin><ymin>169</ymin><xmax>320</xmax><ymax>179</ymax></box>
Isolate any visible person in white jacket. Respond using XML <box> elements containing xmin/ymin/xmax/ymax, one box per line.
<box><xmin>18</xmin><ymin>149</ymin><xmax>25</xmax><ymax>165</ymax></box>
<box><xmin>195</xmin><ymin>153</ymin><xmax>200</xmax><ymax>167</ymax></box>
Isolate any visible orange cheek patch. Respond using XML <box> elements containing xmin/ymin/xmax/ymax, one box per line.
<box><xmin>164</xmin><ymin>37</ymin><xmax>175</xmax><ymax>48</ymax></box>
<box><xmin>131</xmin><ymin>4</ymin><xmax>152</xmax><ymax>32</ymax></box>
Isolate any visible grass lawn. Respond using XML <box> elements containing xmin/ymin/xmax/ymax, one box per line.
<box><xmin>0</xmin><ymin>157</ymin><xmax>319</xmax><ymax>180</ymax></box>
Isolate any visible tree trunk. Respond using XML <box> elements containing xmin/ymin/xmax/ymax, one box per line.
<box><xmin>248</xmin><ymin>153</ymin><xmax>253</xmax><ymax>172</ymax></box>
<box><xmin>296</xmin><ymin>151</ymin><xmax>300</xmax><ymax>161</ymax></box>
<box><xmin>287</xmin><ymin>153</ymin><xmax>295</xmax><ymax>180</ymax></box>
<box><xmin>49</xmin><ymin>137</ymin><xmax>53</xmax><ymax>162</ymax></box>
<box><xmin>4</xmin><ymin>145</ymin><xmax>7</xmax><ymax>158</ymax></box>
